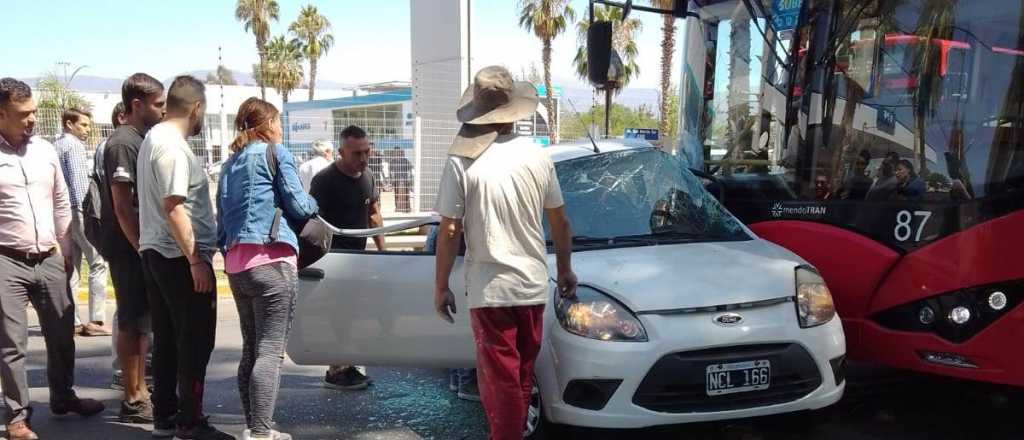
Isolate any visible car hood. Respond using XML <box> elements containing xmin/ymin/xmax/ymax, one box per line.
<box><xmin>552</xmin><ymin>239</ymin><xmax>803</xmax><ymax>313</ymax></box>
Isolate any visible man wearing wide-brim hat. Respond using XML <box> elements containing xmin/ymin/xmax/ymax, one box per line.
<box><xmin>433</xmin><ymin>65</ymin><xmax>578</xmax><ymax>440</ymax></box>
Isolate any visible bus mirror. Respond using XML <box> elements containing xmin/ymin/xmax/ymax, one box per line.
<box><xmin>587</xmin><ymin>21</ymin><xmax>614</xmax><ymax>86</ymax></box>
<box><xmin>672</xmin><ymin>0</ymin><xmax>689</xmax><ymax>18</ymax></box>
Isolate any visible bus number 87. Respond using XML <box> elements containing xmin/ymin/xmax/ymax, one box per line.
<box><xmin>895</xmin><ymin>210</ymin><xmax>932</xmax><ymax>242</ymax></box>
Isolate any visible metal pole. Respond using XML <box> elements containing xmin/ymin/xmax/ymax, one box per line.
<box><xmin>219</xmin><ymin>46</ymin><xmax>228</xmax><ymax>163</ymax></box>
<box><xmin>604</xmin><ymin>88</ymin><xmax>612</xmax><ymax>138</ymax></box>
<box><xmin>413</xmin><ymin>116</ymin><xmax>422</xmax><ymax>213</ymax></box>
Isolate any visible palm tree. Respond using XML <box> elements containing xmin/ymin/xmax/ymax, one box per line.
<box><xmin>572</xmin><ymin>6</ymin><xmax>643</xmax><ymax>90</ymax></box>
<box><xmin>290</xmin><ymin>4</ymin><xmax>334</xmax><ymax>101</ymax></box>
<box><xmin>908</xmin><ymin>0</ymin><xmax>956</xmax><ymax>175</ymax></box>
<box><xmin>651</xmin><ymin>0</ymin><xmax>677</xmax><ymax>141</ymax></box>
<box><xmin>573</xmin><ymin>5</ymin><xmax>643</xmax><ymax>137</ymax></box>
<box><xmin>261</xmin><ymin>36</ymin><xmax>305</xmax><ymax>103</ymax></box>
<box><xmin>35</xmin><ymin>72</ymin><xmax>93</xmax><ymax>141</ymax></box>
<box><xmin>519</xmin><ymin>0</ymin><xmax>576</xmax><ymax>144</ymax></box>
<box><xmin>235</xmin><ymin>0</ymin><xmax>280</xmax><ymax>100</ymax></box>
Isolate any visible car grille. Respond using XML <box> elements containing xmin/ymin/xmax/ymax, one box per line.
<box><xmin>632</xmin><ymin>343</ymin><xmax>822</xmax><ymax>413</ymax></box>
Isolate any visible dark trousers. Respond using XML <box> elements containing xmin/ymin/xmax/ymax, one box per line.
<box><xmin>141</xmin><ymin>251</ymin><xmax>217</xmax><ymax>429</ymax></box>
<box><xmin>0</xmin><ymin>253</ymin><xmax>77</xmax><ymax>424</ymax></box>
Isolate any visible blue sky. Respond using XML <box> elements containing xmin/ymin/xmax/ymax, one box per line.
<box><xmin>6</xmin><ymin>0</ymin><xmax>678</xmax><ymax>93</ymax></box>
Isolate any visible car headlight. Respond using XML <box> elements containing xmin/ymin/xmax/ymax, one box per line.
<box><xmin>555</xmin><ymin>286</ymin><xmax>648</xmax><ymax>342</ymax></box>
<box><xmin>795</xmin><ymin>266</ymin><xmax>836</xmax><ymax>328</ymax></box>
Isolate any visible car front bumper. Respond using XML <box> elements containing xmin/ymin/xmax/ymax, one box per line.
<box><xmin>537</xmin><ymin>301</ymin><xmax>846</xmax><ymax>429</ymax></box>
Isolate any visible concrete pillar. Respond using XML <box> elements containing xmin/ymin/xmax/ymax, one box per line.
<box><xmin>410</xmin><ymin>0</ymin><xmax>471</xmax><ymax>211</ymax></box>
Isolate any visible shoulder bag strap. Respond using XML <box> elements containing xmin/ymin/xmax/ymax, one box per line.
<box><xmin>265</xmin><ymin>144</ymin><xmax>284</xmax><ymax>241</ymax></box>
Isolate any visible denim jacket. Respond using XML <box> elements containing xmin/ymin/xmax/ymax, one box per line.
<box><xmin>216</xmin><ymin>141</ymin><xmax>318</xmax><ymax>255</ymax></box>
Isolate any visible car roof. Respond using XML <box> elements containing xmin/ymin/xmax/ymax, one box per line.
<box><xmin>546</xmin><ymin>138</ymin><xmax>655</xmax><ymax>163</ymax></box>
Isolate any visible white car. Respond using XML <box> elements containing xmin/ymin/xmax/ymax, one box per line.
<box><xmin>286</xmin><ymin>141</ymin><xmax>846</xmax><ymax>437</ymax></box>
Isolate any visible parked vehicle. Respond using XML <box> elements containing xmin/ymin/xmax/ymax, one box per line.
<box><xmin>286</xmin><ymin>140</ymin><xmax>846</xmax><ymax>437</ymax></box>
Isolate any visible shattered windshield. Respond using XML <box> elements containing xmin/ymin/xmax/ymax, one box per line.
<box><xmin>549</xmin><ymin>148</ymin><xmax>750</xmax><ymax>244</ymax></box>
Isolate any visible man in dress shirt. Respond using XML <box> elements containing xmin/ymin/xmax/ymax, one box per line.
<box><xmin>54</xmin><ymin>107</ymin><xmax>111</xmax><ymax>337</ymax></box>
<box><xmin>0</xmin><ymin>78</ymin><xmax>105</xmax><ymax>440</ymax></box>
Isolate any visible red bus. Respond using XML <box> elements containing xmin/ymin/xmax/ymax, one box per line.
<box><xmin>679</xmin><ymin>0</ymin><xmax>1024</xmax><ymax>386</ymax></box>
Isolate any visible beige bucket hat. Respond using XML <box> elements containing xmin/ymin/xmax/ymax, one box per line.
<box><xmin>449</xmin><ymin>65</ymin><xmax>539</xmax><ymax>159</ymax></box>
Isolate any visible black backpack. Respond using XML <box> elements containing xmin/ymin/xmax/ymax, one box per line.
<box><xmin>82</xmin><ymin>148</ymin><xmax>108</xmax><ymax>258</ymax></box>
<box><xmin>265</xmin><ymin>144</ymin><xmax>333</xmax><ymax>269</ymax></box>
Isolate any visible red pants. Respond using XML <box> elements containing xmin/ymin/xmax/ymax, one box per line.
<box><xmin>470</xmin><ymin>305</ymin><xmax>545</xmax><ymax>440</ymax></box>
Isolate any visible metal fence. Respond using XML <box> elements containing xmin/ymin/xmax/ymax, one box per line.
<box><xmin>33</xmin><ymin>106</ymin><xmax>229</xmax><ymax>168</ymax></box>
<box><xmin>34</xmin><ymin>104</ymin><xmax>592</xmax><ymax>217</ymax></box>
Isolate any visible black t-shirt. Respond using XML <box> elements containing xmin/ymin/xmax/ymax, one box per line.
<box><xmin>309</xmin><ymin>164</ymin><xmax>378</xmax><ymax>250</ymax></box>
<box><xmin>100</xmin><ymin>125</ymin><xmax>143</xmax><ymax>256</ymax></box>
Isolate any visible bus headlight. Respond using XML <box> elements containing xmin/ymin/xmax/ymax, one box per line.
<box><xmin>555</xmin><ymin>286</ymin><xmax>648</xmax><ymax>342</ymax></box>
<box><xmin>795</xmin><ymin>267</ymin><xmax>836</xmax><ymax>328</ymax></box>
<box><xmin>988</xmin><ymin>291</ymin><xmax>1008</xmax><ymax>311</ymax></box>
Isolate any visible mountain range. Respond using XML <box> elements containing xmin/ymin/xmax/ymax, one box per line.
<box><xmin>18</xmin><ymin>69</ymin><xmax>353</xmax><ymax>93</ymax></box>
<box><xmin>18</xmin><ymin>70</ymin><xmax>661</xmax><ymax>112</ymax></box>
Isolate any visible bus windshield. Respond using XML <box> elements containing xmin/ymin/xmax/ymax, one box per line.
<box><xmin>680</xmin><ymin>0</ymin><xmax>1024</xmax><ymax>249</ymax></box>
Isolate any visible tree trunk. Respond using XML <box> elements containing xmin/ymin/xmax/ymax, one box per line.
<box><xmin>258</xmin><ymin>48</ymin><xmax>267</xmax><ymax>100</ymax></box>
<box><xmin>283</xmin><ymin>91</ymin><xmax>289</xmax><ymax>104</ymax></box>
<box><xmin>915</xmin><ymin>109</ymin><xmax>927</xmax><ymax>174</ymax></box>
<box><xmin>659</xmin><ymin>13</ymin><xmax>676</xmax><ymax>142</ymax></box>
<box><xmin>543</xmin><ymin>38</ymin><xmax>558</xmax><ymax>144</ymax></box>
<box><xmin>309</xmin><ymin>58</ymin><xmax>318</xmax><ymax>102</ymax></box>
<box><xmin>831</xmin><ymin>80</ymin><xmax>864</xmax><ymax>183</ymax></box>
<box><xmin>727</xmin><ymin>14</ymin><xmax>752</xmax><ymax>166</ymax></box>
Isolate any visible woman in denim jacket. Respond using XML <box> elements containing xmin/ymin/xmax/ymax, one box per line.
<box><xmin>216</xmin><ymin>98</ymin><xmax>316</xmax><ymax>440</ymax></box>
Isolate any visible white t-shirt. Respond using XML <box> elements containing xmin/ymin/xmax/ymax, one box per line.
<box><xmin>299</xmin><ymin>155</ymin><xmax>331</xmax><ymax>193</ymax></box>
<box><xmin>137</xmin><ymin>122</ymin><xmax>218</xmax><ymax>260</ymax></box>
<box><xmin>435</xmin><ymin>134</ymin><xmax>565</xmax><ymax>309</ymax></box>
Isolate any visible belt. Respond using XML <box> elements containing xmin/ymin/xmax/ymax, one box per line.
<box><xmin>0</xmin><ymin>246</ymin><xmax>56</xmax><ymax>265</ymax></box>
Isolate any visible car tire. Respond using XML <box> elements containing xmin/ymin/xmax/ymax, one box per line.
<box><xmin>524</xmin><ymin>381</ymin><xmax>555</xmax><ymax>439</ymax></box>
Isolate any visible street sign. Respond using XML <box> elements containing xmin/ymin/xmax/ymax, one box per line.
<box><xmin>771</xmin><ymin>0</ymin><xmax>803</xmax><ymax>33</ymax></box>
<box><xmin>624</xmin><ymin>128</ymin><xmax>659</xmax><ymax>141</ymax></box>
<box><xmin>877</xmin><ymin>108</ymin><xmax>896</xmax><ymax>135</ymax></box>
<box><xmin>533</xmin><ymin>84</ymin><xmax>564</xmax><ymax>99</ymax></box>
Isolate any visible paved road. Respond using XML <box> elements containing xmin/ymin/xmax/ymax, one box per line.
<box><xmin>10</xmin><ymin>299</ymin><xmax>1023</xmax><ymax>439</ymax></box>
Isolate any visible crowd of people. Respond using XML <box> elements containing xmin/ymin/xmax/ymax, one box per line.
<box><xmin>0</xmin><ymin>64</ymin><xmax>576</xmax><ymax>440</ymax></box>
<box><xmin>815</xmin><ymin>150</ymin><xmax>931</xmax><ymax>202</ymax></box>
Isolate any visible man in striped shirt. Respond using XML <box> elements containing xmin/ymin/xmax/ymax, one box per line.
<box><xmin>54</xmin><ymin>107</ymin><xmax>110</xmax><ymax>337</ymax></box>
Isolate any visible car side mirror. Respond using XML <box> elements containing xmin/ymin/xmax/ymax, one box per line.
<box><xmin>689</xmin><ymin>168</ymin><xmax>725</xmax><ymax>203</ymax></box>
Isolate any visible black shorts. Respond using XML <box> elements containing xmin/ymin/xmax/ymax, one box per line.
<box><xmin>108</xmin><ymin>252</ymin><xmax>152</xmax><ymax>334</ymax></box>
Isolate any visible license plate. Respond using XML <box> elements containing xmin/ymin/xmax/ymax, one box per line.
<box><xmin>705</xmin><ymin>360</ymin><xmax>771</xmax><ymax>396</ymax></box>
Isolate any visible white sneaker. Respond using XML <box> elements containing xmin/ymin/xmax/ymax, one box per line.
<box><xmin>243</xmin><ymin>429</ymin><xmax>292</xmax><ymax>440</ymax></box>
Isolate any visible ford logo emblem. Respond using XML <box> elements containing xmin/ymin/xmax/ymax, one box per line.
<box><xmin>714</xmin><ymin>313</ymin><xmax>744</xmax><ymax>326</ymax></box>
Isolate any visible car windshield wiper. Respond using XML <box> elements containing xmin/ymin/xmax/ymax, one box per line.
<box><xmin>546</xmin><ymin>235</ymin><xmax>657</xmax><ymax>247</ymax></box>
<box><xmin>651</xmin><ymin>229</ymin><xmax>745</xmax><ymax>242</ymax></box>
<box><xmin>571</xmin><ymin>235</ymin><xmax>617</xmax><ymax>245</ymax></box>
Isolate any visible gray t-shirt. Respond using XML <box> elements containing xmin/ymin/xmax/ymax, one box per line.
<box><xmin>137</xmin><ymin>122</ymin><xmax>217</xmax><ymax>260</ymax></box>
<box><xmin>435</xmin><ymin>135</ymin><xmax>564</xmax><ymax>309</ymax></box>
